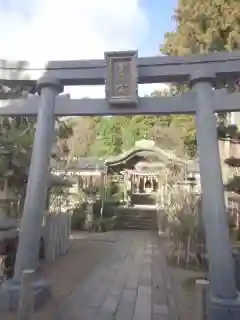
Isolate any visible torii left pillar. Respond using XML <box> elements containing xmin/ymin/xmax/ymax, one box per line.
<box><xmin>0</xmin><ymin>77</ymin><xmax>62</xmax><ymax>311</ymax></box>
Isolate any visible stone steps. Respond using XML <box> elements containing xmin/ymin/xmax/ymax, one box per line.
<box><xmin>115</xmin><ymin>208</ymin><xmax>157</xmax><ymax>230</ymax></box>
<box><xmin>131</xmin><ymin>194</ymin><xmax>156</xmax><ymax>206</ymax></box>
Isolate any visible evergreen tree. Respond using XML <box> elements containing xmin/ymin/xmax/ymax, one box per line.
<box><xmin>161</xmin><ymin>0</ymin><xmax>240</xmax><ymax>56</ymax></box>
<box><xmin>159</xmin><ymin>0</ymin><xmax>240</xmax><ymax>156</ymax></box>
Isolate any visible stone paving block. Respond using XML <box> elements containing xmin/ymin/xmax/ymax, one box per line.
<box><xmin>139</xmin><ymin>276</ymin><xmax>151</xmax><ymax>287</ymax></box>
<box><xmin>139</xmin><ymin>269</ymin><xmax>151</xmax><ymax>286</ymax></box>
<box><xmin>88</xmin><ymin>284</ymin><xmax>110</xmax><ymax>307</ymax></box>
<box><xmin>112</xmin><ymin>272</ymin><xmax>129</xmax><ymax>290</ymax></box>
<box><xmin>133</xmin><ymin>286</ymin><xmax>151</xmax><ymax>320</ymax></box>
<box><xmin>78</xmin><ymin>307</ymin><xmax>98</xmax><ymax>320</ymax></box>
<box><xmin>128</xmin><ymin>264</ymin><xmax>141</xmax><ymax>279</ymax></box>
<box><xmin>97</xmin><ymin>311</ymin><xmax>114</xmax><ymax>320</ymax></box>
<box><xmin>152</xmin><ymin>283</ymin><xmax>167</xmax><ymax>306</ymax></box>
<box><xmin>167</xmin><ymin>294</ymin><xmax>179</xmax><ymax>320</ymax></box>
<box><xmin>152</xmin><ymin>271</ymin><xmax>165</xmax><ymax>289</ymax></box>
<box><xmin>143</xmin><ymin>257</ymin><xmax>152</xmax><ymax>264</ymax></box>
<box><xmin>109</xmin><ymin>286</ymin><xmax>122</xmax><ymax>296</ymax></box>
<box><xmin>153</xmin><ymin>304</ymin><xmax>169</xmax><ymax>315</ymax></box>
<box><xmin>115</xmin><ymin>301</ymin><xmax>135</xmax><ymax>320</ymax></box>
<box><xmin>151</xmin><ymin>253</ymin><xmax>168</xmax><ymax>306</ymax></box>
<box><xmin>102</xmin><ymin>294</ymin><xmax>120</xmax><ymax>313</ymax></box>
<box><xmin>152</xmin><ymin>314</ymin><xmax>169</xmax><ymax>320</ymax></box>
<box><xmin>140</xmin><ymin>269</ymin><xmax>151</xmax><ymax>280</ymax></box>
<box><xmin>145</xmin><ymin>250</ymin><xmax>152</xmax><ymax>257</ymax></box>
<box><xmin>56</xmin><ymin>306</ymin><xmax>98</xmax><ymax>320</ymax></box>
<box><xmin>138</xmin><ymin>285</ymin><xmax>151</xmax><ymax>295</ymax></box>
<box><xmin>151</xmin><ymin>265</ymin><xmax>167</xmax><ymax>306</ymax></box>
<box><xmin>121</xmin><ymin>289</ymin><xmax>137</xmax><ymax>303</ymax></box>
<box><xmin>54</xmin><ymin>231</ymin><xmax>175</xmax><ymax>320</ymax></box>
<box><xmin>153</xmin><ymin>240</ymin><xmax>178</xmax><ymax>320</ymax></box>
<box><xmin>126</xmin><ymin>277</ymin><xmax>139</xmax><ymax>290</ymax></box>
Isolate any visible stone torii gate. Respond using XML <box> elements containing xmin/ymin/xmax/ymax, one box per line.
<box><xmin>1</xmin><ymin>51</ymin><xmax>240</xmax><ymax>318</ymax></box>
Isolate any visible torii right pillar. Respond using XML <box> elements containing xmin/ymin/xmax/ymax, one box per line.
<box><xmin>191</xmin><ymin>70</ymin><xmax>240</xmax><ymax>319</ymax></box>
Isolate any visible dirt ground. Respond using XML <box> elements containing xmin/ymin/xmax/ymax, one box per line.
<box><xmin>161</xmin><ymin>236</ymin><xmax>206</xmax><ymax>320</ymax></box>
<box><xmin>168</xmin><ymin>266</ymin><xmax>205</xmax><ymax>320</ymax></box>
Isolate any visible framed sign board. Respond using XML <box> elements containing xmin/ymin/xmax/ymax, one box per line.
<box><xmin>105</xmin><ymin>51</ymin><xmax>138</xmax><ymax>106</ymax></box>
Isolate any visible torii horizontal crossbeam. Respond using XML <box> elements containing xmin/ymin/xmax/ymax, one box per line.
<box><xmin>0</xmin><ymin>90</ymin><xmax>239</xmax><ymax>116</ymax></box>
<box><xmin>0</xmin><ymin>50</ymin><xmax>240</xmax><ymax>86</ymax></box>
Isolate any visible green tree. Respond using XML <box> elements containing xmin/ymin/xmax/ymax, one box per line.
<box><xmin>0</xmin><ymin>116</ymin><xmax>35</xmax><ymax>215</ymax></box>
<box><xmin>159</xmin><ymin>0</ymin><xmax>240</xmax><ymax>156</ymax></box>
<box><xmin>0</xmin><ymin>116</ymin><xmax>35</xmax><ymax>178</ymax></box>
<box><xmin>0</xmin><ymin>115</ymin><xmax>75</xmax><ymax>216</ymax></box>
<box><xmin>96</xmin><ymin>117</ymin><xmax>123</xmax><ymax>155</ymax></box>
<box><xmin>66</xmin><ymin>116</ymin><xmax>98</xmax><ymax>159</ymax></box>
<box><xmin>148</xmin><ymin>90</ymin><xmax>196</xmax><ymax>157</ymax></box>
<box><xmin>161</xmin><ymin>0</ymin><xmax>240</xmax><ymax>56</ymax></box>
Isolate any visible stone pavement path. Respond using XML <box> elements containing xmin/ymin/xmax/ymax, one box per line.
<box><xmin>54</xmin><ymin>231</ymin><xmax>178</xmax><ymax>320</ymax></box>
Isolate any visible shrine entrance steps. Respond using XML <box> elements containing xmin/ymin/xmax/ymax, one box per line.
<box><xmin>131</xmin><ymin>194</ymin><xmax>156</xmax><ymax>206</ymax></box>
<box><xmin>115</xmin><ymin>206</ymin><xmax>158</xmax><ymax>230</ymax></box>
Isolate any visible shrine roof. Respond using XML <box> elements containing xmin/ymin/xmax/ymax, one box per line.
<box><xmin>186</xmin><ymin>161</ymin><xmax>199</xmax><ymax>173</ymax></box>
<box><xmin>50</xmin><ymin>140</ymin><xmax>199</xmax><ymax>174</ymax></box>
<box><xmin>226</xmin><ymin>191</ymin><xmax>240</xmax><ymax>202</ymax></box>
<box><xmin>225</xmin><ymin>175</ymin><xmax>240</xmax><ymax>194</ymax></box>
<box><xmin>51</xmin><ymin>157</ymin><xmax>106</xmax><ymax>171</ymax></box>
<box><xmin>50</xmin><ymin>175</ymin><xmax>74</xmax><ymax>187</ymax></box>
<box><xmin>121</xmin><ymin>169</ymin><xmax>161</xmax><ymax>176</ymax></box>
<box><xmin>105</xmin><ymin>140</ymin><xmax>189</xmax><ymax>167</ymax></box>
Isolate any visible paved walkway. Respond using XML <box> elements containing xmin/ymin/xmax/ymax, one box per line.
<box><xmin>54</xmin><ymin>231</ymin><xmax>178</xmax><ymax>320</ymax></box>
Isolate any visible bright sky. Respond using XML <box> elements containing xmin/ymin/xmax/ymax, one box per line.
<box><xmin>0</xmin><ymin>0</ymin><xmax>177</xmax><ymax>98</ymax></box>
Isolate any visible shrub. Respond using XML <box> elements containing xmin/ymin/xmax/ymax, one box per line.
<box><xmin>93</xmin><ymin>200</ymin><xmax>102</xmax><ymax>218</ymax></box>
<box><xmin>92</xmin><ymin>216</ymin><xmax>116</xmax><ymax>232</ymax></box>
<box><xmin>102</xmin><ymin>201</ymin><xmax>114</xmax><ymax>217</ymax></box>
<box><xmin>159</xmin><ymin>186</ymin><xmax>206</xmax><ymax>269</ymax></box>
<box><xmin>71</xmin><ymin>207</ymin><xmax>86</xmax><ymax>230</ymax></box>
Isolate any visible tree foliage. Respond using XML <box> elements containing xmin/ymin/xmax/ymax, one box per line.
<box><xmin>159</xmin><ymin>0</ymin><xmax>240</xmax><ymax>158</ymax></box>
<box><xmin>64</xmin><ymin>112</ymin><xmax>196</xmax><ymax>159</ymax></box>
<box><xmin>0</xmin><ymin>116</ymin><xmax>35</xmax><ymax>178</ymax></box>
<box><xmin>0</xmin><ymin>115</ymin><xmax>74</xmax><ymax>211</ymax></box>
<box><xmin>161</xmin><ymin>0</ymin><xmax>240</xmax><ymax>56</ymax></box>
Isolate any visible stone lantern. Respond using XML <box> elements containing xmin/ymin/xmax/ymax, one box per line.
<box><xmin>83</xmin><ymin>184</ymin><xmax>97</xmax><ymax>230</ymax></box>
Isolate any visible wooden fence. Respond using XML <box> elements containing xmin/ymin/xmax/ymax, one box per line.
<box><xmin>44</xmin><ymin>213</ymin><xmax>71</xmax><ymax>262</ymax></box>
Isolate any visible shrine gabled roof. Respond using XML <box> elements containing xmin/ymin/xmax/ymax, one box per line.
<box><xmin>50</xmin><ymin>175</ymin><xmax>74</xmax><ymax>187</ymax></box>
<box><xmin>105</xmin><ymin>145</ymin><xmax>189</xmax><ymax>167</ymax></box>
<box><xmin>186</xmin><ymin>161</ymin><xmax>199</xmax><ymax>173</ymax></box>
<box><xmin>225</xmin><ymin>175</ymin><xmax>240</xmax><ymax>193</ymax></box>
<box><xmin>69</xmin><ymin>158</ymin><xmax>105</xmax><ymax>170</ymax></box>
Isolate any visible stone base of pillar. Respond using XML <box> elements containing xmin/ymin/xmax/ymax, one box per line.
<box><xmin>0</xmin><ymin>278</ymin><xmax>51</xmax><ymax>311</ymax></box>
<box><xmin>84</xmin><ymin>211</ymin><xmax>93</xmax><ymax>230</ymax></box>
<box><xmin>157</xmin><ymin>230</ymin><xmax>168</xmax><ymax>238</ymax></box>
<box><xmin>232</xmin><ymin>250</ymin><xmax>240</xmax><ymax>291</ymax></box>
<box><xmin>209</xmin><ymin>293</ymin><xmax>240</xmax><ymax>320</ymax></box>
